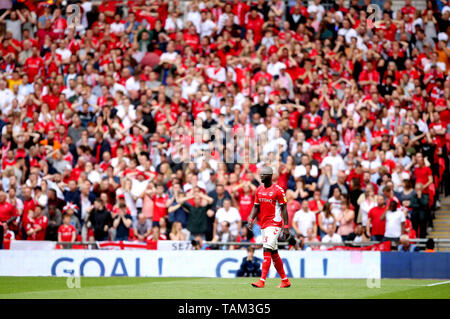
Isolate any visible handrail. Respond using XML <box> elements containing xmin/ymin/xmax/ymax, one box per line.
<box><xmin>53</xmin><ymin>238</ymin><xmax>450</xmax><ymax>249</ymax></box>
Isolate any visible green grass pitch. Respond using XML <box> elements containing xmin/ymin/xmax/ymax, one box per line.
<box><xmin>0</xmin><ymin>277</ymin><xmax>449</xmax><ymax>299</ymax></box>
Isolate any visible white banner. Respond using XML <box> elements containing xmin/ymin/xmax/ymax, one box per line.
<box><xmin>157</xmin><ymin>241</ymin><xmax>193</xmax><ymax>250</ymax></box>
<box><xmin>0</xmin><ymin>250</ymin><xmax>381</xmax><ymax>279</ymax></box>
<box><xmin>9</xmin><ymin>240</ymin><xmax>57</xmax><ymax>250</ymax></box>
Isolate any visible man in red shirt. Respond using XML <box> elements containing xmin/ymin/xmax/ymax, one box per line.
<box><xmin>358</xmin><ymin>62</ymin><xmax>380</xmax><ymax>94</ymax></box>
<box><xmin>22</xmin><ymin>186</ymin><xmax>36</xmax><ymax>226</ymax></box>
<box><xmin>246</xmin><ymin>8</ymin><xmax>264</xmax><ymax>44</ymax></box>
<box><xmin>25</xmin><ymin>205</ymin><xmax>48</xmax><ymax>241</ymax></box>
<box><xmin>152</xmin><ymin>183</ymin><xmax>168</xmax><ymax>227</ymax></box>
<box><xmin>23</xmin><ymin>46</ymin><xmax>44</xmax><ymax>82</ymax></box>
<box><xmin>366</xmin><ymin>195</ymin><xmax>387</xmax><ymax>241</ymax></box>
<box><xmin>247</xmin><ymin>166</ymin><xmax>291</xmax><ymax>288</ymax></box>
<box><xmin>51</xmin><ymin>8</ymin><xmax>67</xmax><ymax>40</ymax></box>
<box><xmin>0</xmin><ymin>191</ymin><xmax>15</xmax><ymax>245</ymax></box>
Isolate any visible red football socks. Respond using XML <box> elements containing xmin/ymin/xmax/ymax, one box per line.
<box><xmin>272</xmin><ymin>252</ymin><xmax>287</xmax><ymax>280</ymax></box>
<box><xmin>260</xmin><ymin>251</ymin><xmax>272</xmax><ymax>281</ymax></box>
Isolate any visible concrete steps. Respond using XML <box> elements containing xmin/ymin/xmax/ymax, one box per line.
<box><xmin>429</xmin><ymin>197</ymin><xmax>450</xmax><ymax>251</ymax></box>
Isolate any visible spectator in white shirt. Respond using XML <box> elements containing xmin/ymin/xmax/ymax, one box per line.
<box><xmin>0</xmin><ymin>79</ymin><xmax>14</xmax><ymax>114</ymax></box>
<box><xmin>186</xmin><ymin>2</ymin><xmax>202</xmax><ymax>33</ymax></box>
<box><xmin>125</xmin><ymin>71</ymin><xmax>141</xmax><ymax>95</ymax></box>
<box><xmin>165</xmin><ymin>10</ymin><xmax>184</xmax><ymax>33</ymax></box>
<box><xmin>110</xmin><ymin>13</ymin><xmax>125</xmax><ymax>34</ymax></box>
<box><xmin>321</xmin><ymin>224</ymin><xmax>343</xmax><ymax>249</ymax></box>
<box><xmin>293</xmin><ymin>200</ymin><xmax>317</xmax><ymax>236</ymax></box>
<box><xmin>320</xmin><ymin>144</ymin><xmax>345</xmax><ymax>176</ymax></box>
<box><xmin>294</xmin><ymin>154</ymin><xmax>319</xmax><ymax>179</ymax></box>
<box><xmin>307</xmin><ymin>0</ymin><xmax>325</xmax><ymax>22</ymax></box>
<box><xmin>55</xmin><ymin>39</ymin><xmax>72</xmax><ymax>64</ymax></box>
<box><xmin>214</xmin><ymin>198</ymin><xmax>241</xmax><ymax>237</ymax></box>
<box><xmin>159</xmin><ymin>41</ymin><xmax>179</xmax><ymax>64</ymax></box>
<box><xmin>200</xmin><ymin>10</ymin><xmax>217</xmax><ymax>38</ymax></box>
<box><xmin>267</xmin><ymin>53</ymin><xmax>286</xmax><ymax>77</ymax></box>
<box><xmin>381</xmin><ymin>200</ymin><xmax>406</xmax><ymax>242</ymax></box>
<box><xmin>328</xmin><ymin>187</ymin><xmax>343</xmax><ymax>221</ymax></box>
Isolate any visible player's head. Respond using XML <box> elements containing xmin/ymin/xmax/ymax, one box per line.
<box><xmin>260</xmin><ymin>166</ymin><xmax>273</xmax><ymax>185</ymax></box>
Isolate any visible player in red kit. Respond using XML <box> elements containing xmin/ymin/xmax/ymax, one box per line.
<box><xmin>247</xmin><ymin>166</ymin><xmax>291</xmax><ymax>288</ymax></box>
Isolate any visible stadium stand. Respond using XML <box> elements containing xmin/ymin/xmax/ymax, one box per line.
<box><xmin>0</xmin><ymin>0</ymin><xmax>449</xmax><ymax>252</ymax></box>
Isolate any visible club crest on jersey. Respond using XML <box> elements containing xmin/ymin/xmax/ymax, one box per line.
<box><xmin>268</xmin><ymin>192</ymin><xmax>273</xmax><ymax>196</ymax></box>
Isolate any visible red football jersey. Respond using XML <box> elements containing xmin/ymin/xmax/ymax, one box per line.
<box><xmin>58</xmin><ymin>224</ymin><xmax>77</xmax><ymax>242</ymax></box>
<box><xmin>254</xmin><ymin>184</ymin><xmax>287</xmax><ymax>229</ymax></box>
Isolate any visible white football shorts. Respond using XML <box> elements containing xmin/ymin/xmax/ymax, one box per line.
<box><xmin>261</xmin><ymin>226</ymin><xmax>282</xmax><ymax>250</ymax></box>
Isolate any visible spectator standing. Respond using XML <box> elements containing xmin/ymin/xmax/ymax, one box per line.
<box><xmin>328</xmin><ymin>187</ymin><xmax>343</xmax><ymax>221</ymax></box>
<box><xmin>366</xmin><ymin>195</ymin><xmax>387</xmax><ymax>241</ymax></box>
<box><xmin>285</xmin><ymin>189</ymin><xmax>301</xmax><ymax>235</ymax></box>
<box><xmin>336</xmin><ymin>199</ymin><xmax>355</xmax><ymax>241</ymax></box>
<box><xmin>150</xmin><ymin>183</ymin><xmax>169</xmax><ymax>227</ymax></box>
<box><xmin>24</xmin><ymin>205</ymin><xmax>48</xmax><ymax>241</ymax></box>
<box><xmin>167</xmin><ymin>182</ymin><xmax>188</xmax><ymax>228</ymax></box>
<box><xmin>112</xmin><ymin>203</ymin><xmax>132</xmax><ymax>241</ymax></box>
<box><xmin>409</xmin><ymin>183</ymin><xmax>429</xmax><ymax>238</ymax></box>
<box><xmin>43</xmin><ymin>204</ymin><xmax>62</xmax><ymax>241</ymax></box>
<box><xmin>293</xmin><ymin>200</ymin><xmax>317</xmax><ymax>237</ymax></box>
<box><xmin>214</xmin><ymin>198</ymin><xmax>242</xmax><ymax>239</ymax></box>
<box><xmin>180</xmin><ymin>191</ymin><xmax>214</xmax><ymax>240</ymax></box>
<box><xmin>87</xmin><ymin>199</ymin><xmax>113</xmax><ymax>241</ymax></box>
<box><xmin>357</xmin><ymin>183</ymin><xmax>377</xmax><ymax>227</ymax></box>
<box><xmin>381</xmin><ymin>200</ymin><xmax>406</xmax><ymax>243</ymax></box>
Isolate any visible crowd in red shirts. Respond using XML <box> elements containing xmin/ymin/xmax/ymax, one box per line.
<box><xmin>0</xmin><ymin>0</ymin><xmax>449</xmax><ymax>251</ymax></box>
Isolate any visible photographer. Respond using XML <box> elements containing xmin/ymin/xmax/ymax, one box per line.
<box><xmin>288</xmin><ymin>235</ymin><xmax>311</xmax><ymax>251</ymax></box>
<box><xmin>236</xmin><ymin>247</ymin><xmax>262</xmax><ymax>277</ymax></box>
<box><xmin>191</xmin><ymin>235</ymin><xmax>208</xmax><ymax>250</ymax></box>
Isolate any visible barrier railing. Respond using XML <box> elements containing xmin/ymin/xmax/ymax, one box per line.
<box><xmin>52</xmin><ymin>238</ymin><xmax>450</xmax><ymax>250</ymax></box>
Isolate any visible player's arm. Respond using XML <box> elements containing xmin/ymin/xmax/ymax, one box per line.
<box><xmin>247</xmin><ymin>203</ymin><xmax>260</xmax><ymax>230</ymax></box>
<box><xmin>280</xmin><ymin>203</ymin><xmax>291</xmax><ymax>240</ymax></box>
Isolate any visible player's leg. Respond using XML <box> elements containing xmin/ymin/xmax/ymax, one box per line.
<box><xmin>271</xmin><ymin>250</ymin><xmax>291</xmax><ymax>288</ymax></box>
<box><xmin>251</xmin><ymin>227</ymin><xmax>275</xmax><ymax>288</ymax></box>
<box><xmin>271</xmin><ymin>227</ymin><xmax>291</xmax><ymax>288</ymax></box>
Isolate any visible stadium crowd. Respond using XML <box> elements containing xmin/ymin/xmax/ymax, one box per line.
<box><xmin>0</xmin><ymin>0</ymin><xmax>449</xmax><ymax>251</ymax></box>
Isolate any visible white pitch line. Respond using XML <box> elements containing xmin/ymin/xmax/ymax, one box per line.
<box><xmin>427</xmin><ymin>280</ymin><xmax>450</xmax><ymax>287</ymax></box>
